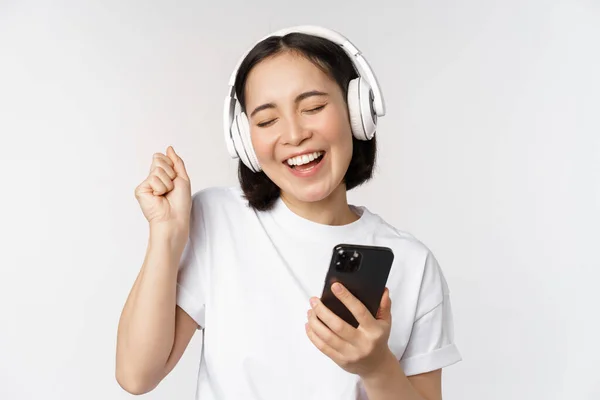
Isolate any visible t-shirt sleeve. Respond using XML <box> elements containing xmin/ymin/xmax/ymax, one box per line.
<box><xmin>400</xmin><ymin>250</ymin><xmax>462</xmax><ymax>376</ymax></box>
<box><xmin>175</xmin><ymin>192</ymin><xmax>209</xmax><ymax>329</ymax></box>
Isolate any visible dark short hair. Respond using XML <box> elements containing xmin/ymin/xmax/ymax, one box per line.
<box><xmin>234</xmin><ymin>32</ymin><xmax>377</xmax><ymax>211</ymax></box>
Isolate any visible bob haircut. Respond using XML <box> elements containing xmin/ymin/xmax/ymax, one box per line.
<box><xmin>234</xmin><ymin>32</ymin><xmax>377</xmax><ymax>211</ymax></box>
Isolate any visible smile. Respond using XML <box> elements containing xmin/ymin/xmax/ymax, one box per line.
<box><xmin>283</xmin><ymin>151</ymin><xmax>326</xmax><ymax>177</ymax></box>
<box><xmin>285</xmin><ymin>151</ymin><xmax>325</xmax><ymax>168</ymax></box>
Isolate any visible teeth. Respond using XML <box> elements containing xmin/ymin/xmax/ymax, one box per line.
<box><xmin>286</xmin><ymin>151</ymin><xmax>323</xmax><ymax>166</ymax></box>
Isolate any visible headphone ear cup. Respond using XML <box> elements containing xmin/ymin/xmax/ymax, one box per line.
<box><xmin>236</xmin><ymin>112</ymin><xmax>262</xmax><ymax>172</ymax></box>
<box><xmin>224</xmin><ymin>97</ymin><xmax>240</xmax><ymax>159</ymax></box>
<box><xmin>231</xmin><ymin>113</ymin><xmax>254</xmax><ymax>172</ymax></box>
<box><xmin>347</xmin><ymin>77</ymin><xmax>377</xmax><ymax>140</ymax></box>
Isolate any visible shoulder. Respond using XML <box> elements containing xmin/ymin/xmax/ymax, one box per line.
<box><xmin>192</xmin><ymin>185</ymin><xmax>244</xmax><ymax>204</ymax></box>
<box><xmin>187</xmin><ymin>186</ymin><xmax>250</xmax><ymax>232</ymax></box>
<box><xmin>362</xmin><ymin>207</ymin><xmax>433</xmax><ymax>261</ymax></box>
<box><xmin>190</xmin><ymin>186</ymin><xmax>247</xmax><ymax>212</ymax></box>
<box><xmin>362</xmin><ymin>206</ymin><xmax>447</xmax><ymax>287</ymax></box>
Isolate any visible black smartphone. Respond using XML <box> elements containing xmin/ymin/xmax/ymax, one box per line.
<box><xmin>320</xmin><ymin>244</ymin><xmax>394</xmax><ymax>328</ymax></box>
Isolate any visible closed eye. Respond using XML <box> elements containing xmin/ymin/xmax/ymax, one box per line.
<box><xmin>257</xmin><ymin>119</ymin><xmax>276</xmax><ymax>128</ymax></box>
<box><xmin>305</xmin><ymin>104</ymin><xmax>326</xmax><ymax>114</ymax></box>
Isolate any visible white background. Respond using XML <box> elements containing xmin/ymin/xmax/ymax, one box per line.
<box><xmin>1</xmin><ymin>1</ymin><xmax>599</xmax><ymax>399</ymax></box>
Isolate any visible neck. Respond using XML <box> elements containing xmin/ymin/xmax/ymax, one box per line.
<box><xmin>280</xmin><ymin>184</ymin><xmax>359</xmax><ymax>226</ymax></box>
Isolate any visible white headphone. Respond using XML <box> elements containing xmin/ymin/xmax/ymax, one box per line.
<box><xmin>223</xmin><ymin>25</ymin><xmax>386</xmax><ymax>173</ymax></box>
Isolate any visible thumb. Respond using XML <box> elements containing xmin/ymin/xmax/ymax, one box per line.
<box><xmin>167</xmin><ymin>146</ymin><xmax>190</xmax><ymax>181</ymax></box>
<box><xmin>376</xmin><ymin>287</ymin><xmax>392</xmax><ymax>322</ymax></box>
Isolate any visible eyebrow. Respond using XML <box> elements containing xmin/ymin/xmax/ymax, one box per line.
<box><xmin>249</xmin><ymin>90</ymin><xmax>329</xmax><ymax>118</ymax></box>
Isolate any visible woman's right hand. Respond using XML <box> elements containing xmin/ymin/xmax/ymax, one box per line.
<box><xmin>135</xmin><ymin>146</ymin><xmax>192</xmax><ymax>235</ymax></box>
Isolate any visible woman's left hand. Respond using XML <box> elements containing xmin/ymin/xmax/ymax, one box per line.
<box><xmin>305</xmin><ymin>282</ymin><xmax>394</xmax><ymax>378</ymax></box>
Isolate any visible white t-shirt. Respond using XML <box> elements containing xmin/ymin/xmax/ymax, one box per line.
<box><xmin>176</xmin><ymin>186</ymin><xmax>461</xmax><ymax>400</ymax></box>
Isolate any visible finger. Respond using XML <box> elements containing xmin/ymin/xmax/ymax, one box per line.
<box><xmin>151</xmin><ymin>158</ymin><xmax>177</xmax><ymax>180</ymax></box>
<box><xmin>305</xmin><ymin>322</ymin><xmax>344</xmax><ymax>362</ymax></box>
<box><xmin>307</xmin><ymin>309</ymin><xmax>349</xmax><ymax>354</ymax></box>
<box><xmin>134</xmin><ymin>180</ymin><xmax>152</xmax><ymax>199</ymax></box>
<box><xmin>153</xmin><ymin>152</ymin><xmax>174</xmax><ymax>168</ymax></box>
<box><xmin>310</xmin><ymin>297</ymin><xmax>357</xmax><ymax>342</ymax></box>
<box><xmin>148</xmin><ymin>175</ymin><xmax>168</xmax><ymax>195</ymax></box>
<box><xmin>152</xmin><ymin>167</ymin><xmax>175</xmax><ymax>193</ymax></box>
<box><xmin>167</xmin><ymin>146</ymin><xmax>189</xmax><ymax>181</ymax></box>
<box><xmin>375</xmin><ymin>288</ymin><xmax>392</xmax><ymax>322</ymax></box>
<box><xmin>331</xmin><ymin>283</ymin><xmax>374</xmax><ymax>328</ymax></box>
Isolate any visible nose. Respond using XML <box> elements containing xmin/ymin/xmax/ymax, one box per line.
<box><xmin>281</xmin><ymin>116</ymin><xmax>312</xmax><ymax>146</ymax></box>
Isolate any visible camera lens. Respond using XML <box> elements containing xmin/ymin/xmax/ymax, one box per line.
<box><xmin>334</xmin><ymin>248</ymin><xmax>362</xmax><ymax>272</ymax></box>
<box><xmin>349</xmin><ymin>251</ymin><xmax>362</xmax><ymax>270</ymax></box>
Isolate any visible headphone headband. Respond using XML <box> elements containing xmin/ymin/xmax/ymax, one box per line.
<box><xmin>226</xmin><ymin>25</ymin><xmax>385</xmax><ymax>116</ymax></box>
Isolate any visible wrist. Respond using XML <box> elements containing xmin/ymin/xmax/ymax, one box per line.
<box><xmin>149</xmin><ymin>222</ymin><xmax>189</xmax><ymax>253</ymax></box>
<box><xmin>360</xmin><ymin>349</ymin><xmax>402</xmax><ymax>384</ymax></box>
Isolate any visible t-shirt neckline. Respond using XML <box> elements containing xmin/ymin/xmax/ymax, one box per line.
<box><xmin>268</xmin><ymin>195</ymin><xmax>372</xmax><ymax>242</ymax></box>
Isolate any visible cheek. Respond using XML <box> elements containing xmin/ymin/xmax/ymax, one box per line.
<box><xmin>320</xmin><ymin>110</ymin><xmax>353</xmax><ymax>155</ymax></box>
<box><xmin>250</xmin><ymin>130</ymin><xmax>276</xmax><ymax>163</ymax></box>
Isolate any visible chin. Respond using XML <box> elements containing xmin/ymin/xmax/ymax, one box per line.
<box><xmin>281</xmin><ymin>181</ymin><xmax>337</xmax><ymax>204</ymax></box>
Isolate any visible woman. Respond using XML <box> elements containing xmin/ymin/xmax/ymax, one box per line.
<box><xmin>116</xmin><ymin>26</ymin><xmax>461</xmax><ymax>400</ymax></box>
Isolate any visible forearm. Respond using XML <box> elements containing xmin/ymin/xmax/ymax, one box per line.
<box><xmin>116</xmin><ymin>228</ymin><xmax>185</xmax><ymax>387</ymax></box>
<box><xmin>361</xmin><ymin>352</ymin><xmax>426</xmax><ymax>400</ymax></box>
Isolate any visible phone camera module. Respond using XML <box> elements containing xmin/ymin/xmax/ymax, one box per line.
<box><xmin>335</xmin><ymin>249</ymin><xmax>362</xmax><ymax>273</ymax></box>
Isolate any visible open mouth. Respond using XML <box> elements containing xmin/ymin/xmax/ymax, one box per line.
<box><xmin>284</xmin><ymin>151</ymin><xmax>325</xmax><ymax>171</ymax></box>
